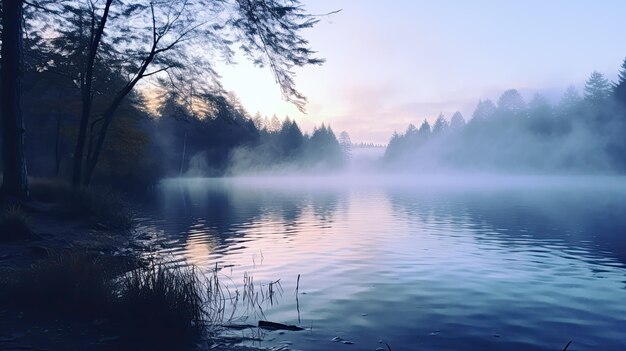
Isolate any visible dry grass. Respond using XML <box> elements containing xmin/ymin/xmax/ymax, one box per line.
<box><xmin>0</xmin><ymin>250</ymin><xmax>287</xmax><ymax>350</ymax></box>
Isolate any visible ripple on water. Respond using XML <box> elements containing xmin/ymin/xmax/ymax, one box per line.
<box><xmin>140</xmin><ymin>178</ymin><xmax>626</xmax><ymax>351</ymax></box>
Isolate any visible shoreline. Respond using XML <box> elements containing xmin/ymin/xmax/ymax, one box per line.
<box><xmin>0</xmin><ymin>188</ymin><xmax>269</xmax><ymax>351</ymax></box>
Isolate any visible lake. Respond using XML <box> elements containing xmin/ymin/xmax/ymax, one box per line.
<box><xmin>138</xmin><ymin>175</ymin><xmax>626</xmax><ymax>351</ymax></box>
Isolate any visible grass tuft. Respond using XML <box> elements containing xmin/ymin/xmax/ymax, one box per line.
<box><xmin>116</xmin><ymin>263</ymin><xmax>207</xmax><ymax>348</ymax></box>
<box><xmin>0</xmin><ymin>252</ymin><xmax>282</xmax><ymax>349</ymax></box>
<box><xmin>0</xmin><ymin>205</ymin><xmax>36</xmax><ymax>242</ymax></box>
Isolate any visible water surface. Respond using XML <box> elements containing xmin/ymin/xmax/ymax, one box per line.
<box><xmin>139</xmin><ymin>176</ymin><xmax>626</xmax><ymax>351</ymax></box>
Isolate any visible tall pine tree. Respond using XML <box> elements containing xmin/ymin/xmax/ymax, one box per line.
<box><xmin>584</xmin><ymin>71</ymin><xmax>612</xmax><ymax>105</ymax></box>
<box><xmin>613</xmin><ymin>57</ymin><xmax>626</xmax><ymax>107</ymax></box>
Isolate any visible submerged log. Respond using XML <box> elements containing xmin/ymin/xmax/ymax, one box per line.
<box><xmin>220</xmin><ymin>323</ymin><xmax>256</xmax><ymax>330</ymax></box>
<box><xmin>258</xmin><ymin>321</ymin><xmax>304</xmax><ymax>331</ymax></box>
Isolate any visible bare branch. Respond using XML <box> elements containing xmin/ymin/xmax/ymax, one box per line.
<box><xmin>141</xmin><ymin>65</ymin><xmax>174</xmax><ymax>78</ymax></box>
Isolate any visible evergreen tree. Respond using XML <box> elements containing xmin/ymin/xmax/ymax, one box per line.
<box><xmin>528</xmin><ymin>93</ymin><xmax>552</xmax><ymax>119</ymax></box>
<box><xmin>418</xmin><ymin>119</ymin><xmax>431</xmax><ymax>136</ymax></box>
<box><xmin>338</xmin><ymin>131</ymin><xmax>352</xmax><ymax>160</ymax></box>
<box><xmin>269</xmin><ymin>114</ymin><xmax>281</xmax><ymax>132</ymax></box>
<box><xmin>497</xmin><ymin>89</ymin><xmax>526</xmax><ymax>116</ymax></box>
<box><xmin>613</xmin><ymin>57</ymin><xmax>626</xmax><ymax>107</ymax></box>
<box><xmin>584</xmin><ymin>71</ymin><xmax>612</xmax><ymax>105</ymax></box>
<box><xmin>449</xmin><ymin>111</ymin><xmax>466</xmax><ymax>129</ymax></box>
<box><xmin>405</xmin><ymin>123</ymin><xmax>417</xmax><ymax>136</ymax></box>
<box><xmin>263</xmin><ymin>116</ymin><xmax>271</xmax><ymax>131</ymax></box>
<box><xmin>384</xmin><ymin>131</ymin><xmax>402</xmax><ymax>160</ymax></box>
<box><xmin>472</xmin><ymin>99</ymin><xmax>497</xmax><ymax>121</ymax></box>
<box><xmin>558</xmin><ymin>85</ymin><xmax>582</xmax><ymax>113</ymax></box>
<box><xmin>279</xmin><ymin>118</ymin><xmax>303</xmax><ymax>157</ymax></box>
<box><xmin>252</xmin><ymin>111</ymin><xmax>264</xmax><ymax>129</ymax></box>
<box><xmin>432</xmin><ymin>113</ymin><xmax>449</xmax><ymax>134</ymax></box>
<box><xmin>527</xmin><ymin>93</ymin><xmax>554</xmax><ymax>135</ymax></box>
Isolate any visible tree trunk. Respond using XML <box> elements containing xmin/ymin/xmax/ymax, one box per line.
<box><xmin>179</xmin><ymin>129</ymin><xmax>188</xmax><ymax>176</ymax></box>
<box><xmin>1</xmin><ymin>0</ymin><xmax>28</xmax><ymax>199</ymax></box>
<box><xmin>82</xmin><ymin>50</ymin><xmax>157</xmax><ymax>186</ymax></box>
<box><xmin>82</xmin><ymin>91</ymin><xmax>128</xmax><ymax>186</ymax></box>
<box><xmin>54</xmin><ymin>112</ymin><xmax>62</xmax><ymax>177</ymax></box>
<box><xmin>72</xmin><ymin>0</ymin><xmax>113</xmax><ymax>186</ymax></box>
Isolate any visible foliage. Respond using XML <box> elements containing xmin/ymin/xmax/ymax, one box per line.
<box><xmin>614</xmin><ymin>58</ymin><xmax>626</xmax><ymax>107</ymax></box>
<box><xmin>584</xmin><ymin>71</ymin><xmax>612</xmax><ymax>105</ymax></box>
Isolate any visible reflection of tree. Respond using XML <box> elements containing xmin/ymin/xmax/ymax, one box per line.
<box><xmin>386</xmin><ymin>187</ymin><xmax>626</xmax><ymax>265</ymax></box>
<box><xmin>151</xmin><ymin>180</ymin><xmax>343</xmax><ymax>257</ymax></box>
<box><xmin>309</xmin><ymin>191</ymin><xmax>344</xmax><ymax>225</ymax></box>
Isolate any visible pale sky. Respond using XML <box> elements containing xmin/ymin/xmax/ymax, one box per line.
<box><xmin>216</xmin><ymin>0</ymin><xmax>626</xmax><ymax>144</ymax></box>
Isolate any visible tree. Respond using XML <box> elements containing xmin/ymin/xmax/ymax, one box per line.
<box><xmin>472</xmin><ymin>99</ymin><xmax>497</xmax><ymax>122</ymax></box>
<box><xmin>418</xmin><ymin>119</ymin><xmax>431</xmax><ymax>136</ymax></box>
<box><xmin>432</xmin><ymin>113</ymin><xmax>448</xmax><ymax>134</ymax></box>
<box><xmin>527</xmin><ymin>93</ymin><xmax>554</xmax><ymax>135</ymax></box>
<box><xmin>307</xmin><ymin>124</ymin><xmax>342</xmax><ymax>166</ymax></box>
<box><xmin>71</xmin><ymin>0</ymin><xmax>113</xmax><ymax>186</ymax></box>
<box><xmin>1</xmin><ymin>0</ymin><xmax>29</xmax><ymax>199</ymax></box>
<box><xmin>278</xmin><ymin>118</ymin><xmax>304</xmax><ymax>157</ymax></box>
<box><xmin>252</xmin><ymin>112</ymin><xmax>264</xmax><ymax>130</ymax></box>
<box><xmin>405</xmin><ymin>123</ymin><xmax>417</xmax><ymax>136</ymax></box>
<box><xmin>384</xmin><ymin>131</ymin><xmax>402</xmax><ymax>160</ymax></box>
<box><xmin>558</xmin><ymin>85</ymin><xmax>582</xmax><ymax>114</ymax></box>
<box><xmin>528</xmin><ymin>93</ymin><xmax>552</xmax><ymax>119</ymax></box>
<box><xmin>613</xmin><ymin>57</ymin><xmax>626</xmax><ymax>107</ymax></box>
<box><xmin>269</xmin><ymin>115</ymin><xmax>282</xmax><ymax>132</ymax></box>
<box><xmin>54</xmin><ymin>0</ymin><xmax>326</xmax><ymax>185</ymax></box>
<box><xmin>338</xmin><ymin>131</ymin><xmax>352</xmax><ymax>160</ymax></box>
<box><xmin>497</xmin><ymin>89</ymin><xmax>526</xmax><ymax>116</ymax></box>
<box><xmin>584</xmin><ymin>71</ymin><xmax>612</xmax><ymax>105</ymax></box>
<box><xmin>449</xmin><ymin>111</ymin><xmax>465</xmax><ymax>129</ymax></box>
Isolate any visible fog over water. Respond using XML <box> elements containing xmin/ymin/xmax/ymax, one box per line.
<box><xmin>135</xmin><ymin>174</ymin><xmax>626</xmax><ymax>351</ymax></box>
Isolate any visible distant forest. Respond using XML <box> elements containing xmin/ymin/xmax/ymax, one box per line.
<box><xmin>385</xmin><ymin>60</ymin><xmax>626</xmax><ymax>173</ymax></box>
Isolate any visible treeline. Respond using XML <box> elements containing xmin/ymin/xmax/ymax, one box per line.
<box><xmin>21</xmin><ymin>49</ymin><xmax>346</xmax><ymax>189</ymax></box>
<box><xmin>385</xmin><ymin>60</ymin><xmax>626</xmax><ymax>173</ymax></box>
<box><xmin>0</xmin><ymin>0</ymin><xmax>325</xmax><ymax>198</ymax></box>
<box><xmin>155</xmin><ymin>101</ymin><xmax>346</xmax><ymax>177</ymax></box>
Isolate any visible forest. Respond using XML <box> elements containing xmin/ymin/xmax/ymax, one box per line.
<box><xmin>3</xmin><ymin>1</ymin><xmax>625</xmax><ymax>201</ymax></box>
<box><xmin>0</xmin><ymin>0</ymin><xmax>348</xmax><ymax>198</ymax></box>
<box><xmin>384</xmin><ymin>63</ymin><xmax>626</xmax><ymax>173</ymax></box>
<box><xmin>2</xmin><ymin>1</ymin><xmax>626</xmax><ymax>350</ymax></box>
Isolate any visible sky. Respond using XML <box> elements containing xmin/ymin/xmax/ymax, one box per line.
<box><xmin>216</xmin><ymin>0</ymin><xmax>626</xmax><ymax>144</ymax></box>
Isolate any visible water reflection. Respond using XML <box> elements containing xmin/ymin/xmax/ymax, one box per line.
<box><xmin>140</xmin><ymin>177</ymin><xmax>626</xmax><ymax>351</ymax></box>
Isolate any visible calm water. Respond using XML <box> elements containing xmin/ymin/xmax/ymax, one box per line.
<box><xmin>138</xmin><ymin>176</ymin><xmax>626</xmax><ymax>351</ymax></box>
